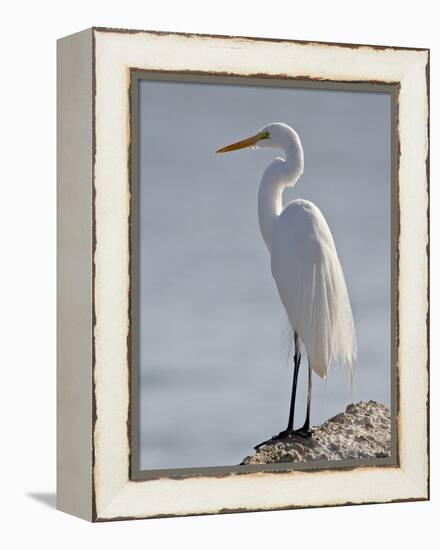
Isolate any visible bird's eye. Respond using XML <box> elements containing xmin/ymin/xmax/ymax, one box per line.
<box><xmin>259</xmin><ymin>131</ymin><xmax>271</xmax><ymax>141</ymax></box>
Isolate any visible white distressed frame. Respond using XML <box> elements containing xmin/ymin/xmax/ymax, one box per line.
<box><xmin>57</xmin><ymin>27</ymin><xmax>429</xmax><ymax>522</ymax></box>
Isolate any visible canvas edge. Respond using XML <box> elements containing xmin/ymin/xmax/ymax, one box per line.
<box><xmin>92</xmin><ymin>25</ymin><xmax>429</xmax><ymax>52</ymax></box>
<box><xmin>424</xmin><ymin>48</ymin><xmax>430</xmax><ymax>502</ymax></box>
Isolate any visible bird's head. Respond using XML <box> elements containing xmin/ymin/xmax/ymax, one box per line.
<box><xmin>216</xmin><ymin>122</ymin><xmax>301</xmax><ymax>154</ymax></box>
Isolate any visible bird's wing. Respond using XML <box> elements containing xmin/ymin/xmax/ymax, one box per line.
<box><xmin>271</xmin><ymin>199</ymin><xmax>357</xmax><ymax>379</ymax></box>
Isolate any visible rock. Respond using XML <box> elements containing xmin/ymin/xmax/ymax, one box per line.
<box><xmin>241</xmin><ymin>401</ymin><xmax>391</xmax><ymax>465</ymax></box>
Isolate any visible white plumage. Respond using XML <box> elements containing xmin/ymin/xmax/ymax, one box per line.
<box><xmin>217</xmin><ymin>122</ymin><xmax>356</xmax><ymax>437</ymax></box>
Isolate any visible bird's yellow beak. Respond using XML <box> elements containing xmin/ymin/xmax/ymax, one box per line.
<box><xmin>216</xmin><ymin>131</ymin><xmax>269</xmax><ymax>154</ymax></box>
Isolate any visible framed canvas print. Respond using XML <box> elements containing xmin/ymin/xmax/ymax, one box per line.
<box><xmin>57</xmin><ymin>27</ymin><xmax>429</xmax><ymax>521</ymax></box>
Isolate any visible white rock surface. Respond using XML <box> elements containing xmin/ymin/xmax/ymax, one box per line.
<box><xmin>242</xmin><ymin>401</ymin><xmax>391</xmax><ymax>465</ymax></box>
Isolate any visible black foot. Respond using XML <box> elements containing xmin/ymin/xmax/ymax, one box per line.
<box><xmin>254</xmin><ymin>428</ymin><xmax>311</xmax><ymax>450</ymax></box>
<box><xmin>273</xmin><ymin>428</ymin><xmax>296</xmax><ymax>440</ymax></box>
<box><xmin>295</xmin><ymin>426</ymin><xmax>312</xmax><ymax>439</ymax></box>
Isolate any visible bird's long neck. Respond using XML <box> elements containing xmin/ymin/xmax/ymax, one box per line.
<box><xmin>258</xmin><ymin>143</ymin><xmax>304</xmax><ymax>252</ymax></box>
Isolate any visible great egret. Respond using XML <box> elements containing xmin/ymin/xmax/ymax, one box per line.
<box><xmin>216</xmin><ymin>123</ymin><xmax>357</xmax><ymax>445</ymax></box>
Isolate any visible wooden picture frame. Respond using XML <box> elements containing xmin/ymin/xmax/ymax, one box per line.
<box><xmin>57</xmin><ymin>27</ymin><xmax>429</xmax><ymax>521</ymax></box>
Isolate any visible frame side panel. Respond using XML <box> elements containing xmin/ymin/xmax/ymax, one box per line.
<box><xmin>57</xmin><ymin>28</ymin><xmax>93</xmax><ymax>521</ymax></box>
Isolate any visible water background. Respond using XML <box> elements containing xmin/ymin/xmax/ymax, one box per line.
<box><xmin>139</xmin><ymin>80</ymin><xmax>391</xmax><ymax>470</ymax></box>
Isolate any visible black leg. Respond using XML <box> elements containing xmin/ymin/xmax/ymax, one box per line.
<box><xmin>286</xmin><ymin>332</ymin><xmax>301</xmax><ymax>431</ymax></box>
<box><xmin>297</xmin><ymin>359</ymin><xmax>312</xmax><ymax>438</ymax></box>
<box><xmin>254</xmin><ymin>333</ymin><xmax>302</xmax><ymax>449</ymax></box>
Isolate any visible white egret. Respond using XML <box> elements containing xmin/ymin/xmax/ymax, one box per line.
<box><xmin>217</xmin><ymin>123</ymin><xmax>357</xmax><ymax>444</ymax></box>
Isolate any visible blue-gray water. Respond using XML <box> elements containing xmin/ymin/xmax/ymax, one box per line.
<box><xmin>139</xmin><ymin>80</ymin><xmax>391</xmax><ymax>470</ymax></box>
